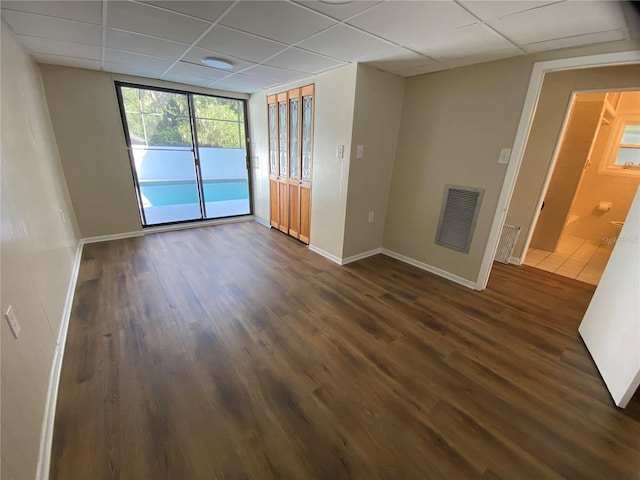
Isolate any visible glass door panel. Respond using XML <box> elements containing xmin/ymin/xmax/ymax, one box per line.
<box><xmin>119</xmin><ymin>86</ymin><xmax>201</xmax><ymax>225</ymax></box>
<box><xmin>268</xmin><ymin>102</ymin><xmax>278</xmax><ymax>175</ymax></box>
<box><xmin>289</xmin><ymin>96</ymin><xmax>300</xmax><ymax>180</ymax></box>
<box><xmin>193</xmin><ymin>95</ymin><xmax>250</xmax><ymax>218</ymax></box>
<box><xmin>278</xmin><ymin>100</ymin><xmax>288</xmax><ymax>177</ymax></box>
<box><xmin>301</xmin><ymin>94</ymin><xmax>313</xmax><ymax>182</ymax></box>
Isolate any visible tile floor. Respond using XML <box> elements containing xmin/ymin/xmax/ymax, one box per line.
<box><xmin>523</xmin><ymin>235</ymin><xmax>614</xmax><ymax>285</ymax></box>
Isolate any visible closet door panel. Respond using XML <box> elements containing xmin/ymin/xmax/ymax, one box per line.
<box><xmin>299</xmin><ymin>186</ymin><xmax>311</xmax><ymax>244</ymax></box>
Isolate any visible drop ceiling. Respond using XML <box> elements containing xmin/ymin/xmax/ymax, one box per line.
<box><xmin>1</xmin><ymin>0</ymin><xmax>634</xmax><ymax>94</ymax></box>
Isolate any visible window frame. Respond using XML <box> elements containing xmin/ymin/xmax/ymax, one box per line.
<box><xmin>599</xmin><ymin>114</ymin><xmax>640</xmax><ymax>177</ymax></box>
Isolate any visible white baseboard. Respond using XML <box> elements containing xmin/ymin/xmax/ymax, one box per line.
<box><xmin>509</xmin><ymin>256</ymin><xmax>521</xmax><ymax>265</ymax></box>
<box><xmin>36</xmin><ymin>240</ymin><xmax>84</xmax><ymax>480</ymax></box>
<box><xmin>81</xmin><ymin>230</ymin><xmax>143</xmax><ymax>244</ymax></box>
<box><xmin>381</xmin><ymin>248</ymin><xmax>477</xmax><ymax>290</ymax></box>
<box><xmin>341</xmin><ymin>248</ymin><xmax>383</xmax><ymax>265</ymax></box>
<box><xmin>308</xmin><ymin>244</ymin><xmax>343</xmax><ymax>265</ymax></box>
<box><xmin>254</xmin><ymin>216</ymin><xmax>272</xmax><ymax>228</ymax></box>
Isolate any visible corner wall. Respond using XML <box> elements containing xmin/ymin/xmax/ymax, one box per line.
<box><xmin>342</xmin><ymin>65</ymin><xmax>405</xmax><ymax>259</ymax></box>
<box><xmin>1</xmin><ymin>25</ymin><xmax>80</xmax><ymax>479</ymax></box>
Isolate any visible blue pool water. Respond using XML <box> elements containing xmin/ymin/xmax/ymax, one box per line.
<box><xmin>140</xmin><ymin>179</ymin><xmax>249</xmax><ymax>207</ymax></box>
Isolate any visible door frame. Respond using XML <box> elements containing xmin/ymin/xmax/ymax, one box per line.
<box><xmin>475</xmin><ymin>50</ymin><xmax>640</xmax><ymax>291</ymax></box>
<box><xmin>114</xmin><ymin>81</ymin><xmax>254</xmax><ymax>227</ymax></box>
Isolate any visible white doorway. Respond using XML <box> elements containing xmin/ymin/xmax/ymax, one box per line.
<box><xmin>523</xmin><ymin>90</ymin><xmax>640</xmax><ymax>285</ymax></box>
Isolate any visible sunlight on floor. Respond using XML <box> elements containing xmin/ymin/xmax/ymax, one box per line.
<box><xmin>523</xmin><ymin>235</ymin><xmax>614</xmax><ymax>285</ymax></box>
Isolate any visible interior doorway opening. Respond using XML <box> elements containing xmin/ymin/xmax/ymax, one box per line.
<box><xmin>523</xmin><ymin>90</ymin><xmax>640</xmax><ymax>285</ymax></box>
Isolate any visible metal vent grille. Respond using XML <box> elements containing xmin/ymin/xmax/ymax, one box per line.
<box><xmin>435</xmin><ymin>185</ymin><xmax>484</xmax><ymax>253</ymax></box>
<box><xmin>494</xmin><ymin>224</ymin><xmax>521</xmax><ymax>264</ymax></box>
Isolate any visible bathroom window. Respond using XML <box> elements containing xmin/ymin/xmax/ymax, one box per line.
<box><xmin>614</xmin><ymin>124</ymin><xmax>640</xmax><ymax>166</ymax></box>
<box><xmin>601</xmin><ymin>117</ymin><xmax>640</xmax><ymax>176</ymax></box>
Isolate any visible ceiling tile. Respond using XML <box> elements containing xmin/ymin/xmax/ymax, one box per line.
<box><xmin>394</xmin><ymin>63</ymin><xmax>449</xmax><ymax>78</ymax></box>
<box><xmin>216</xmin><ymin>73</ymin><xmax>279</xmax><ymax>89</ymax></box>
<box><xmin>1</xmin><ymin>1</ymin><xmax>102</xmax><ymax>24</ymax></box>
<box><xmin>297</xmin><ymin>24</ymin><xmax>392</xmax><ymax>62</ymax></box>
<box><xmin>104</xmin><ymin>49</ymin><xmax>175</xmax><ymax>71</ymax></box>
<box><xmin>33</xmin><ymin>53</ymin><xmax>101</xmax><ymax>70</ymax></box>
<box><xmin>293</xmin><ymin>1</ymin><xmax>382</xmax><ymax>21</ymax></box>
<box><xmin>181</xmin><ymin>47</ymin><xmax>254</xmax><ymax>72</ymax></box>
<box><xmin>16</xmin><ymin>35</ymin><xmax>101</xmax><ymax>60</ymax></box>
<box><xmin>458</xmin><ymin>1</ymin><xmax>562</xmax><ymax>21</ymax></box>
<box><xmin>409</xmin><ymin>24</ymin><xmax>521</xmax><ymax>62</ymax></box>
<box><xmin>521</xmin><ymin>29</ymin><xmax>627</xmax><ymax>54</ymax></box>
<box><xmin>162</xmin><ymin>73</ymin><xmax>216</xmax><ymax>88</ymax></box>
<box><xmin>165</xmin><ymin>62</ymin><xmax>231</xmax><ymax>81</ymax></box>
<box><xmin>356</xmin><ymin>46</ymin><xmax>437</xmax><ymax>72</ymax></box>
<box><xmin>102</xmin><ymin>62</ymin><xmax>164</xmax><ymax>79</ymax></box>
<box><xmin>347</xmin><ymin>1</ymin><xmax>477</xmax><ymax>46</ymax></box>
<box><xmin>210</xmin><ymin>81</ymin><xmax>258</xmax><ymax>94</ymax></box>
<box><xmin>443</xmin><ymin>48</ymin><xmax>523</xmax><ymax>68</ymax></box>
<box><xmin>141</xmin><ymin>1</ymin><xmax>233</xmax><ymax>22</ymax></box>
<box><xmin>197</xmin><ymin>25</ymin><xmax>287</xmax><ymax>63</ymax></box>
<box><xmin>1</xmin><ymin>10</ymin><xmax>102</xmax><ymax>45</ymax></box>
<box><xmin>220</xmin><ymin>1</ymin><xmax>335</xmax><ymax>44</ymax></box>
<box><xmin>106</xmin><ymin>29</ymin><xmax>189</xmax><ymax>60</ymax></box>
<box><xmin>106</xmin><ymin>1</ymin><xmax>210</xmax><ymax>44</ymax></box>
<box><xmin>241</xmin><ymin>64</ymin><xmax>308</xmax><ymax>82</ymax></box>
<box><xmin>488</xmin><ymin>1</ymin><xmax>627</xmax><ymax>45</ymax></box>
<box><xmin>265</xmin><ymin>48</ymin><xmax>343</xmax><ymax>74</ymax></box>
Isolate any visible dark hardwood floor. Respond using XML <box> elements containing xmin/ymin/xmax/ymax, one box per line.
<box><xmin>51</xmin><ymin>221</ymin><xmax>640</xmax><ymax>479</ymax></box>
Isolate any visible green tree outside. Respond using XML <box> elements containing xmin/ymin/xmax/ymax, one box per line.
<box><xmin>121</xmin><ymin>87</ymin><xmax>245</xmax><ymax>149</ymax></box>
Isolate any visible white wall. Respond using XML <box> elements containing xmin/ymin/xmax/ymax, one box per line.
<box><xmin>248</xmin><ymin>91</ymin><xmax>270</xmax><ymax>223</ymax></box>
<box><xmin>1</xmin><ymin>24</ymin><xmax>80</xmax><ymax>479</ymax></box>
<box><xmin>579</xmin><ymin>185</ymin><xmax>640</xmax><ymax>407</ymax></box>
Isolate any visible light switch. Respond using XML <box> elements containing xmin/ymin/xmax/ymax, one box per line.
<box><xmin>368</xmin><ymin>211</ymin><xmax>374</xmax><ymax>223</ymax></box>
<box><xmin>5</xmin><ymin>305</ymin><xmax>21</xmax><ymax>339</ymax></box>
<box><xmin>498</xmin><ymin>148</ymin><xmax>511</xmax><ymax>165</ymax></box>
<box><xmin>336</xmin><ymin>144</ymin><xmax>344</xmax><ymax>159</ymax></box>
<box><xmin>356</xmin><ymin>145</ymin><xmax>364</xmax><ymax>159</ymax></box>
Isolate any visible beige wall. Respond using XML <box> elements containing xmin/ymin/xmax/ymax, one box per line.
<box><xmin>343</xmin><ymin>65</ymin><xmax>404</xmax><ymax>258</ymax></box>
<box><xmin>384</xmin><ymin>40</ymin><xmax>640</xmax><ymax>283</ymax></box>
<box><xmin>530</xmin><ymin>93</ymin><xmax>605</xmax><ymax>251</ymax></box>
<box><xmin>40</xmin><ymin>65</ymin><xmax>143</xmax><ymax>238</ymax></box>
<box><xmin>1</xmin><ymin>25</ymin><xmax>80</xmax><ymax>479</ymax></box>
<box><xmin>39</xmin><ymin>65</ymin><xmax>250</xmax><ymax>238</ymax></box>
<box><xmin>250</xmin><ymin>64</ymin><xmax>358</xmax><ymax>259</ymax></box>
<box><xmin>507</xmin><ymin>64</ymin><xmax>640</xmax><ymax>259</ymax></box>
<box><xmin>383</xmin><ymin>56</ymin><xmax>531</xmax><ymax>281</ymax></box>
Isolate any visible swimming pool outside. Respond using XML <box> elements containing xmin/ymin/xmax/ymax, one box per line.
<box><xmin>140</xmin><ymin>179</ymin><xmax>249</xmax><ymax>207</ymax></box>
<box><xmin>139</xmin><ymin>178</ymin><xmax>250</xmax><ymax>224</ymax></box>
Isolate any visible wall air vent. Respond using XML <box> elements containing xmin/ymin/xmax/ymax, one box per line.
<box><xmin>494</xmin><ymin>224</ymin><xmax>521</xmax><ymax>264</ymax></box>
<box><xmin>435</xmin><ymin>185</ymin><xmax>484</xmax><ymax>253</ymax></box>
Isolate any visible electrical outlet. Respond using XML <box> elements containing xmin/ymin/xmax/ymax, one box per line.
<box><xmin>5</xmin><ymin>305</ymin><xmax>21</xmax><ymax>339</ymax></box>
<box><xmin>368</xmin><ymin>211</ymin><xmax>374</xmax><ymax>223</ymax></box>
<box><xmin>59</xmin><ymin>209</ymin><xmax>66</xmax><ymax>224</ymax></box>
<box><xmin>356</xmin><ymin>145</ymin><xmax>364</xmax><ymax>159</ymax></box>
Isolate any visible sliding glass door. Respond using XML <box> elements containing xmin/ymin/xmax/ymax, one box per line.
<box><xmin>116</xmin><ymin>83</ymin><xmax>250</xmax><ymax>226</ymax></box>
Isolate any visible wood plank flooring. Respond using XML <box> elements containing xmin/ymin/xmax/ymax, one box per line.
<box><xmin>51</xmin><ymin>221</ymin><xmax>640</xmax><ymax>479</ymax></box>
